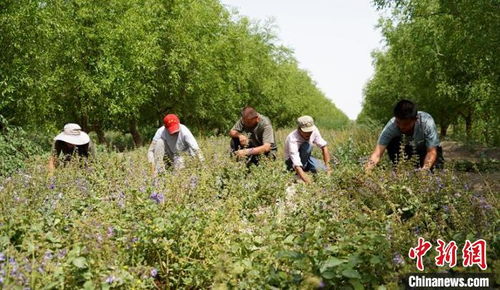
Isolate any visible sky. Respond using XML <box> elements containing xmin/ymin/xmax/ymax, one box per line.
<box><xmin>220</xmin><ymin>0</ymin><xmax>384</xmax><ymax>120</ymax></box>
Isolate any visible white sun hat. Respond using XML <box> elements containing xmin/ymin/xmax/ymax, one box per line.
<box><xmin>54</xmin><ymin>123</ymin><xmax>90</xmax><ymax>145</ymax></box>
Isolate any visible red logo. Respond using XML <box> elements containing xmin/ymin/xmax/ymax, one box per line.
<box><xmin>435</xmin><ymin>239</ymin><xmax>458</xmax><ymax>267</ymax></box>
<box><xmin>409</xmin><ymin>237</ymin><xmax>433</xmax><ymax>271</ymax></box>
<box><xmin>462</xmin><ymin>239</ymin><xmax>487</xmax><ymax>270</ymax></box>
<box><xmin>409</xmin><ymin>238</ymin><xmax>488</xmax><ymax>270</ymax></box>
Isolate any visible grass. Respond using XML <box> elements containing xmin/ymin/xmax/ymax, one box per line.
<box><xmin>0</xmin><ymin>127</ymin><xmax>498</xmax><ymax>289</ymax></box>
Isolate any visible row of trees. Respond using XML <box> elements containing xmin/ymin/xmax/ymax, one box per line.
<box><xmin>0</xmin><ymin>0</ymin><xmax>348</xmax><ymax>146</ymax></box>
<box><xmin>359</xmin><ymin>0</ymin><xmax>499</xmax><ymax>145</ymax></box>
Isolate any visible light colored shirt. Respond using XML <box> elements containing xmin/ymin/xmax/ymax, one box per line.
<box><xmin>378</xmin><ymin>111</ymin><xmax>440</xmax><ymax>148</ymax></box>
<box><xmin>147</xmin><ymin>125</ymin><xmax>204</xmax><ymax>164</ymax></box>
<box><xmin>284</xmin><ymin>128</ymin><xmax>327</xmax><ymax>168</ymax></box>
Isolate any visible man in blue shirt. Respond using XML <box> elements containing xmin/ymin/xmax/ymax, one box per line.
<box><xmin>365</xmin><ymin>100</ymin><xmax>444</xmax><ymax>171</ymax></box>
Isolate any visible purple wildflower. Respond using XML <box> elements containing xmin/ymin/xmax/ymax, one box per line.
<box><xmin>392</xmin><ymin>253</ymin><xmax>405</xmax><ymax>266</ymax></box>
<box><xmin>435</xmin><ymin>177</ymin><xmax>444</xmax><ymax>189</ymax></box>
<box><xmin>474</xmin><ymin>194</ymin><xmax>493</xmax><ymax>210</ymax></box>
<box><xmin>149</xmin><ymin>192</ymin><xmax>164</xmax><ymax>204</ymax></box>
<box><xmin>105</xmin><ymin>275</ymin><xmax>117</xmax><ymax>284</ymax></box>
<box><xmin>43</xmin><ymin>251</ymin><xmax>53</xmax><ymax>261</ymax></box>
<box><xmin>0</xmin><ymin>253</ymin><xmax>5</xmax><ymax>262</ymax></box>
<box><xmin>442</xmin><ymin>205</ymin><xmax>450</xmax><ymax>213</ymax></box>
<box><xmin>189</xmin><ymin>175</ymin><xmax>199</xmax><ymax>189</ymax></box>
<box><xmin>76</xmin><ymin>178</ymin><xmax>88</xmax><ymax>192</ymax></box>
<box><xmin>48</xmin><ymin>183</ymin><xmax>55</xmax><ymax>190</ymax></box>
<box><xmin>9</xmin><ymin>257</ymin><xmax>16</xmax><ymax>265</ymax></box>
<box><xmin>150</xmin><ymin>268</ymin><xmax>158</xmax><ymax>277</ymax></box>
<box><xmin>318</xmin><ymin>280</ymin><xmax>326</xmax><ymax>288</ymax></box>
<box><xmin>107</xmin><ymin>227</ymin><xmax>114</xmax><ymax>238</ymax></box>
<box><xmin>0</xmin><ymin>276</ymin><xmax>3</xmax><ymax>284</ymax></box>
<box><xmin>57</xmin><ymin>249</ymin><xmax>67</xmax><ymax>259</ymax></box>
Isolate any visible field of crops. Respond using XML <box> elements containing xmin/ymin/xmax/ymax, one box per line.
<box><xmin>0</xmin><ymin>127</ymin><xmax>498</xmax><ymax>289</ymax></box>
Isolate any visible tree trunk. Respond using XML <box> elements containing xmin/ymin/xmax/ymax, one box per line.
<box><xmin>80</xmin><ymin>115</ymin><xmax>90</xmax><ymax>133</ymax></box>
<box><xmin>440</xmin><ymin>123</ymin><xmax>449</xmax><ymax>138</ymax></box>
<box><xmin>464</xmin><ymin>113</ymin><xmax>473</xmax><ymax>140</ymax></box>
<box><xmin>92</xmin><ymin>123</ymin><xmax>108</xmax><ymax>145</ymax></box>
<box><xmin>96</xmin><ymin>129</ymin><xmax>107</xmax><ymax>145</ymax></box>
<box><xmin>129</xmin><ymin>119</ymin><xmax>143</xmax><ymax>147</ymax></box>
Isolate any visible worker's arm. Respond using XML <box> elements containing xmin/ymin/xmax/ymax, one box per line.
<box><xmin>234</xmin><ymin>143</ymin><xmax>271</xmax><ymax>157</ymax></box>
<box><xmin>47</xmin><ymin>156</ymin><xmax>56</xmax><ymax>176</ymax></box>
<box><xmin>294</xmin><ymin>165</ymin><xmax>312</xmax><ymax>184</ymax></box>
<box><xmin>321</xmin><ymin>145</ymin><xmax>331</xmax><ymax>174</ymax></box>
<box><xmin>365</xmin><ymin>144</ymin><xmax>386</xmax><ymax>171</ymax></box>
<box><xmin>48</xmin><ymin>142</ymin><xmax>59</xmax><ymax>176</ymax></box>
<box><xmin>422</xmin><ymin>146</ymin><xmax>437</xmax><ymax>170</ymax></box>
<box><xmin>147</xmin><ymin>140</ymin><xmax>157</xmax><ymax>175</ymax></box>
<box><xmin>229</xmin><ymin>129</ymin><xmax>248</xmax><ymax>147</ymax></box>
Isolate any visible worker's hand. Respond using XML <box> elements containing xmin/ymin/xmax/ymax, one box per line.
<box><xmin>301</xmin><ymin>173</ymin><xmax>312</xmax><ymax>184</ymax></box>
<box><xmin>295</xmin><ymin>166</ymin><xmax>312</xmax><ymax>184</ymax></box>
<box><xmin>238</xmin><ymin>135</ymin><xmax>249</xmax><ymax>147</ymax></box>
<box><xmin>364</xmin><ymin>159</ymin><xmax>377</xmax><ymax>173</ymax></box>
<box><xmin>151</xmin><ymin>164</ymin><xmax>158</xmax><ymax>177</ymax></box>
<box><xmin>235</xmin><ymin>149</ymin><xmax>250</xmax><ymax>158</ymax></box>
<box><xmin>47</xmin><ymin>157</ymin><xmax>55</xmax><ymax>177</ymax></box>
<box><xmin>415</xmin><ymin>167</ymin><xmax>432</xmax><ymax>176</ymax></box>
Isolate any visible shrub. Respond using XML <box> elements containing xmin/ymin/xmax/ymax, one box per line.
<box><xmin>0</xmin><ymin>116</ymin><xmax>44</xmax><ymax>177</ymax></box>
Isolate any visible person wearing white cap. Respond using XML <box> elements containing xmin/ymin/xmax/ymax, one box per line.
<box><xmin>284</xmin><ymin>115</ymin><xmax>331</xmax><ymax>183</ymax></box>
<box><xmin>48</xmin><ymin>123</ymin><xmax>95</xmax><ymax>173</ymax></box>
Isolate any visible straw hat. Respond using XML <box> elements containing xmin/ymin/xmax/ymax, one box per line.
<box><xmin>54</xmin><ymin>123</ymin><xmax>90</xmax><ymax>145</ymax></box>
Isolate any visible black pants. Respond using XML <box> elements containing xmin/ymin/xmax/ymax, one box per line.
<box><xmin>230</xmin><ymin>137</ymin><xmax>276</xmax><ymax>167</ymax></box>
<box><xmin>386</xmin><ymin>137</ymin><xmax>444</xmax><ymax>169</ymax></box>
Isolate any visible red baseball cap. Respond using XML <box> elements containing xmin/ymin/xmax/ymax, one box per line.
<box><xmin>163</xmin><ymin>114</ymin><xmax>180</xmax><ymax>134</ymax></box>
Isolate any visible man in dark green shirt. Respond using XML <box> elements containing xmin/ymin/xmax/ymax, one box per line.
<box><xmin>229</xmin><ymin>106</ymin><xmax>277</xmax><ymax>166</ymax></box>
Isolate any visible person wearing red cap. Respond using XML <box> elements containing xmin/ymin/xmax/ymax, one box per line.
<box><xmin>147</xmin><ymin>114</ymin><xmax>204</xmax><ymax>175</ymax></box>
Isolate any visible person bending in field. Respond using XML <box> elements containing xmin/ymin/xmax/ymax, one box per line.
<box><xmin>48</xmin><ymin>123</ymin><xmax>95</xmax><ymax>173</ymax></box>
<box><xmin>229</xmin><ymin>106</ymin><xmax>277</xmax><ymax>167</ymax></box>
<box><xmin>284</xmin><ymin>115</ymin><xmax>332</xmax><ymax>184</ymax></box>
<box><xmin>147</xmin><ymin>114</ymin><xmax>204</xmax><ymax>175</ymax></box>
<box><xmin>365</xmin><ymin>99</ymin><xmax>444</xmax><ymax>172</ymax></box>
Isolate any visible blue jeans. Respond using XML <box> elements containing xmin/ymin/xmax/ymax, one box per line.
<box><xmin>286</xmin><ymin>142</ymin><xmax>326</xmax><ymax>173</ymax></box>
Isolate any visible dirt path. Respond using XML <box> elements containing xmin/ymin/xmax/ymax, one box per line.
<box><xmin>442</xmin><ymin>141</ymin><xmax>500</xmax><ymax>193</ymax></box>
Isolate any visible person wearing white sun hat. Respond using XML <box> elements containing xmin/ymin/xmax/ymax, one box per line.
<box><xmin>48</xmin><ymin>123</ymin><xmax>95</xmax><ymax>173</ymax></box>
